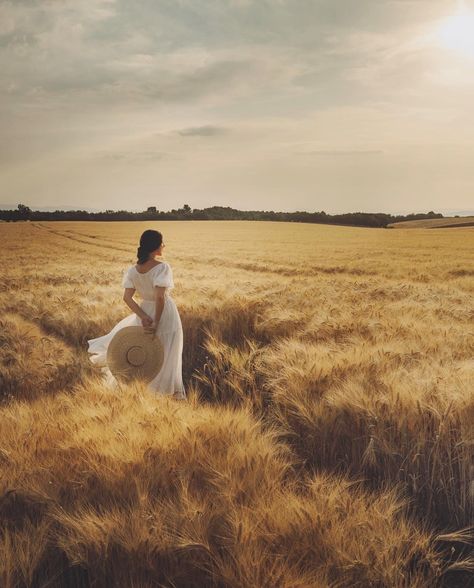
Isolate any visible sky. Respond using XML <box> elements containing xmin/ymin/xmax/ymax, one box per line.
<box><xmin>1</xmin><ymin>0</ymin><xmax>474</xmax><ymax>214</ymax></box>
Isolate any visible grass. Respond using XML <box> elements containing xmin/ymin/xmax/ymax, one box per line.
<box><xmin>0</xmin><ymin>220</ymin><xmax>473</xmax><ymax>587</ymax></box>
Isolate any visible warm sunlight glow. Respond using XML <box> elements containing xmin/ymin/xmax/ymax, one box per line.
<box><xmin>437</xmin><ymin>6</ymin><xmax>474</xmax><ymax>57</ymax></box>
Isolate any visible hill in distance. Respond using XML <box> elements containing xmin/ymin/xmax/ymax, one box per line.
<box><xmin>388</xmin><ymin>216</ymin><xmax>474</xmax><ymax>229</ymax></box>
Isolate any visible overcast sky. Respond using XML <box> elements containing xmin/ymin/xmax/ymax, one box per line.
<box><xmin>1</xmin><ymin>0</ymin><xmax>474</xmax><ymax>214</ymax></box>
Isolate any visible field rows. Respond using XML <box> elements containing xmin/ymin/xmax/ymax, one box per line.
<box><xmin>0</xmin><ymin>220</ymin><xmax>473</xmax><ymax>587</ymax></box>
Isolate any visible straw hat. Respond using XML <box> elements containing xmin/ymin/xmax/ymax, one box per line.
<box><xmin>107</xmin><ymin>326</ymin><xmax>164</xmax><ymax>383</ymax></box>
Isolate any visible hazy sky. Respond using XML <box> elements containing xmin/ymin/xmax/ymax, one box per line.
<box><xmin>1</xmin><ymin>0</ymin><xmax>474</xmax><ymax>214</ymax></box>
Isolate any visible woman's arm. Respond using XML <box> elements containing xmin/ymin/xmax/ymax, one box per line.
<box><xmin>151</xmin><ymin>286</ymin><xmax>166</xmax><ymax>335</ymax></box>
<box><xmin>123</xmin><ymin>288</ymin><xmax>152</xmax><ymax>327</ymax></box>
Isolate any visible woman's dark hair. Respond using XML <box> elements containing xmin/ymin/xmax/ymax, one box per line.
<box><xmin>137</xmin><ymin>229</ymin><xmax>163</xmax><ymax>264</ymax></box>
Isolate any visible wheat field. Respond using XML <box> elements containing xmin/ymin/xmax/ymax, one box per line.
<box><xmin>387</xmin><ymin>217</ymin><xmax>474</xmax><ymax>229</ymax></box>
<box><xmin>0</xmin><ymin>220</ymin><xmax>473</xmax><ymax>588</ymax></box>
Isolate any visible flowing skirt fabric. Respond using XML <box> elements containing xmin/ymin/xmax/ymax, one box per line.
<box><xmin>87</xmin><ymin>296</ymin><xmax>186</xmax><ymax>399</ymax></box>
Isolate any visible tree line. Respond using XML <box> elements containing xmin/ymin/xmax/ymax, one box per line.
<box><xmin>0</xmin><ymin>203</ymin><xmax>444</xmax><ymax>228</ymax></box>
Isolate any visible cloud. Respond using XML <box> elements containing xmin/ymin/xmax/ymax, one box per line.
<box><xmin>1</xmin><ymin>0</ymin><xmax>474</xmax><ymax>213</ymax></box>
<box><xmin>100</xmin><ymin>150</ymin><xmax>168</xmax><ymax>162</ymax></box>
<box><xmin>0</xmin><ymin>0</ymin><xmax>454</xmax><ymax>117</ymax></box>
<box><xmin>177</xmin><ymin>125</ymin><xmax>229</xmax><ymax>137</ymax></box>
<box><xmin>295</xmin><ymin>149</ymin><xmax>383</xmax><ymax>157</ymax></box>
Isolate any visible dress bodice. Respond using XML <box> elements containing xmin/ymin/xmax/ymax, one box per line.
<box><xmin>121</xmin><ymin>262</ymin><xmax>174</xmax><ymax>301</ymax></box>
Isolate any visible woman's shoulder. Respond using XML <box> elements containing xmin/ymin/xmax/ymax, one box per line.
<box><xmin>122</xmin><ymin>265</ymin><xmax>136</xmax><ymax>288</ymax></box>
<box><xmin>151</xmin><ymin>261</ymin><xmax>171</xmax><ymax>279</ymax></box>
<box><xmin>153</xmin><ymin>260</ymin><xmax>170</xmax><ymax>270</ymax></box>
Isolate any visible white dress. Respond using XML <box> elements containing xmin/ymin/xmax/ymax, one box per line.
<box><xmin>87</xmin><ymin>261</ymin><xmax>186</xmax><ymax>399</ymax></box>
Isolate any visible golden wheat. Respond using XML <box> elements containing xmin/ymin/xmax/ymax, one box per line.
<box><xmin>388</xmin><ymin>217</ymin><xmax>474</xmax><ymax>229</ymax></box>
<box><xmin>0</xmin><ymin>220</ymin><xmax>473</xmax><ymax>587</ymax></box>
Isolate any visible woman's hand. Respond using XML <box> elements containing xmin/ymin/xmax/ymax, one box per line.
<box><xmin>148</xmin><ymin>322</ymin><xmax>158</xmax><ymax>339</ymax></box>
<box><xmin>141</xmin><ymin>315</ymin><xmax>154</xmax><ymax>333</ymax></box>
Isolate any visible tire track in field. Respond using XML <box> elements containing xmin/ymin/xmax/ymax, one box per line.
<box><xmin>35</xmin><ymin>224</ymin><xmax>378</xmax><ymax>279</ymax></box>
<box><xmin>31</xmin><ymin>223</ymin><xmax>139</xmax><ymax>267</ymax></box>
<box><xmin>33</xmin><ymin>223</ymin><xmax>133</xmax><ymax>255</ymax></box>
<box><xmin>44</xmin><ymin>226</ymin><xmax>137</xmax><ymax>248</ymax></box>
<box><xmin>25</xmin><ymin>224</ymin><xmax>123</xmax><ymax>261</ymax></box>
<box><xmin>48</xmin><ymin>225</ymin><xmax>370</xmax><ymax>277</ymax></box>
<box><xmin>32</xmin><ymin>223</ymin><xmax>289</xmax><ymax>276</ymax></box>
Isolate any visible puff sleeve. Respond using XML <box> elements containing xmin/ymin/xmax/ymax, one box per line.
<box><xmin>153</xmin><ymin>263</ymin><xmax>174</xmax><ymax>288</ymax></box>
<box><xmin>121</xmin><ymin>266</ymin><xmax>134</xmax><ymax>288</ymax></box>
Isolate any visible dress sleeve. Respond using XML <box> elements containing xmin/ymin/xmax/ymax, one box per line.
<box><xmin>152</xmin><ymin>263</ymin><xmax>174</xmax><ymax>288</ymax></box>
<box><xmin>121</xmin><ymin>267</ymin><xmax>134</xmax><ymax>288</ymax></box>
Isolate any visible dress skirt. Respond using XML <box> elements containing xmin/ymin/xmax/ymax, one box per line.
<box><xmin>87</xmin><ymin>295</ymin><xmax>186</xmax><ymax>399</ymax></box>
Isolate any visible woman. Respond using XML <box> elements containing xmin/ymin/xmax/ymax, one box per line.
<box><xmin>87</xmin><ymin>229</ymin><xmax>186</xmax><ymax>400</ymax></box>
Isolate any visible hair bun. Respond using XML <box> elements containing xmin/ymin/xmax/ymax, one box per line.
<box><xmin>136</xmin><ymin>229</ymin><xmax>163</xmax><ymax>264</ymax></box>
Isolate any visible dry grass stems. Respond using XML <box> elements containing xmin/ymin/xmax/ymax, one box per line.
<box><xmin>0</xmin><ymin>220</ymin><xmax>472</xmax><ymax>587</ymax></box>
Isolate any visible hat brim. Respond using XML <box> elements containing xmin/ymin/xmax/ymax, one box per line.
<box><xmin>107</xmin><ymin>326</ymin><xmax>164</xmax><ymax>384</ymax></box>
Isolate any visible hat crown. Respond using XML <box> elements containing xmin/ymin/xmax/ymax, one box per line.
<box><xmin>127</xmin><ymin>345</ymin><xmax>146</xmax><ymax>367</ymax></box>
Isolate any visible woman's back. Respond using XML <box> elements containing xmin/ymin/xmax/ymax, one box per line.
<box><xmin>122</xmin><ymin>262</ymin><xmax>174</xmax><ymax>301</ymax></box>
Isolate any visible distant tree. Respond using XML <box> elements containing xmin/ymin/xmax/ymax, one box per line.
<box><xmin>17</xmin><ymin>203</ymin><xmax>31</xmax><ymax>219</ymax></box>
<box><xmin>0</xmin><ymin>203</ymin><xmax>445</xmax><ymax>227</ymax></box>
<box><xmin>426</xmin><ymin>210</ymin><xmax>443</xmax><ymax>218</ymax></box>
